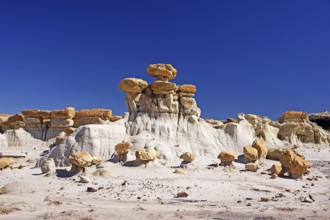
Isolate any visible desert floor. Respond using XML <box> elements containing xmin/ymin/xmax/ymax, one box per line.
<box><xmin>1</xmin><ymin>147</ymin><xmax>330</xmax><ymax>220</ymax></box>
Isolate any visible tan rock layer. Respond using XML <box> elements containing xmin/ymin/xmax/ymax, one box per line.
<box><xmin>119</xmin><ymin>78</ymin><xmax>148</xmax><ymax>93</ymax></box>
<box><xmin>147</xmin><ymin>64</ymin><xmax>177</xmax><ymax>80</ymax></box>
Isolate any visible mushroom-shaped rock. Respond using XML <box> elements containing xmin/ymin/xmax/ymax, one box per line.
<box><xmin>150</xmin><ymin>81</ymin><xmax>177</xmax><ymax>95</ymax></box>
<box><xmin>115</xmin><ymin>141</ymin><xmax>133</xmax><ymax>164</ymax></box>
<box><xmin>280</xmin><ymin>150</ymin><xmax>309</xmax><ymax>178</ymax></box>
<box><xmin>0</xmin><ymin>157</ymin><xmax>14</xmax><ymax>169</ymax></box>
<box><xmin>180</xmin><ymin>152</ymin><xmax>196</xmax><ymax>163</ymax></box>
<box><xmin>179</xmin><ymin>84</ymin><xmax>196</xmax><ymax>93</ymax></box>
<box><xmin>252</xmin><ymin>137</ymin><xmax>268</xmax><ymax>158</ymax></box>
<box><xmin>119</xmin><ymin>78</ymin><xmax>148</xmax><ymax>93</ymax></box>
<box><xmin>243</xmin><ymin>146</ymin><xmax>258</xmax><ymax>161</ymax></box>
<box><xmin>147</xmin><ymin>64</ymin><xmax>177</xmax><ymax>81</ymax></box>
<box><xmin>218</xmin><ymin>150</ymin><xmax>236</xmax><ymax>166</ymax></box>
<box><xmin>135</xmin><ymin>147</ymin><xmax>160</xmax><ymax>164</ymax></box>
<box><xmin>68</xmin><ymin>151</ymin><xmax>94</xmax><ymax>175</ymax></box>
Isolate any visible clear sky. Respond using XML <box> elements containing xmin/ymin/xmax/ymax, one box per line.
<box><xmin>0</xmin><ymin>0</ymin><xmax>329</xmax><ymax>120</ymax></box>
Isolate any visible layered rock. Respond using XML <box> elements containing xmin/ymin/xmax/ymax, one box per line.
<box><xmin>277</xmin><ymin>111</ymin><xmax>330</xmax><ymax>145</ymax></box>
<box><xmin>279</xmin><ymin>150</ymin><xmax>309</xmax><ymax>178</ymax></box>
<box><xmin>119</xmin><ymin>64</ymin><xmax>200</xmax><ymax>126</ymax></box>
<box><xmin>309</xmin><ymin>110</ymin><xmax>330</xmax><ymax>131</ymax></box>
<box><xmin>74</xmin><ymin>108</ymin><xmax>113</xmax><ymax>127</ymax></box>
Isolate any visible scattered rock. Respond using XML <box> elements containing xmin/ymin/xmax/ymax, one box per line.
<box><xmin>243</xmin><ymin>146</ymin><xmax>258</xmax><ymax>161</ymax></box>
<box><xmin>40</xmin><ymin>158</ymin><xmax>56</xmax><ymax>174</ymax></box>
<box><xmin>176</xmin><ymin>192</ymin><xmax>188</xmax><ymax>198</ymax></box>
<box><xmin>180</xmin><ymin>152</ymin><xmax>196</xmax><ymax>163</ymax></box>
<box><xmin>174</xmin><ymin>168</ymin><xmax>184</xmax><ymax>174</ymax></box>
<box><xmin>218</xmin><ymin>150</ymin><xmax>236</xmax><ymax>165</ymax></box>
<box><xmin>87</xmin><ymin>187</ymin><xmax>98</xmax><ymax>193</ymax></box>
<box><xmin>245</xmin><ymin>162</ymin><xmax>259</xmax><ymax>172</ymax></box>
<box><xmin>270</xmin><ymin>164</ymin><xmax>282</xmax><ymax>175</ymax></box>
<box><xmin>0</xmin><ymin>157</ymin><xmax>14</xmax><ymax>169</ymax></box>
<box><xmin>252</xmin><ymin>137</ymin><xmax>268</xmax><ymax>158</ymax></box>
<box><xmin>80</xmin><ymin>176</ymin><xmax>91</xmax><ymax>183</ymax></box>
<box><xmin>260</xmin><ymin>197</ymin><xmax>270</xmax><ymax>202</ymax></box>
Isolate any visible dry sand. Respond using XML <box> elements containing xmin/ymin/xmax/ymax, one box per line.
<box><xmin>0</xmin><ymin>147</ymin><xmax>330</xmax><ymax>220</ymax></box>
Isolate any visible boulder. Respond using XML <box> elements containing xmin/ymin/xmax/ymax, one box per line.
<box><xmin>147</xmin><ymin>64</ymin><xmax>177</xmax><ymax>81</ymax></box>
<box><xmin>243</xmin><ymin>146</ymin><xmax>258</xmax><ymax>161</ymax></box>
<box><xmin>135</xmin><ymin>147</ymin><xmax>160</xmax><ymax>162</ymax></box>
<box><xmin>68</xmin><ymin>151</ymin><xmax>94</xmax><ymax>168</ymax></box>
<box><xmin>252</xmin><ymin>137</ymin><xmax>267</xmax><ymax>158</ymax></box>
<box><xmin>179</xmin><ymin>84</ymin><xmax>196</xmax><ymax>93</ymax></box>
<box><xmin>119</xmin><ymin>78</ymin><xmax>148</xmax><ymax>93</ymax></box>
<box><xmin>51</xmin><ymin>107</ymin><xmax>75</xmax><ymax>119</ymax></box>
<box><xmin>115</xmin><ymin>141</ymin><xmax>133</xmax><ymax>155</ymax></box>
<box><xmin>218</xmin><ymin>150</ymin><xmax>236</xmax><ymax>162</ymax></box>
<box><xmin>267</xmin><ymin>148</ymin><xmax>282</xmax><ymax>161</ymax></box>
<box><xmin>0</xmin><ymin>157</ymin><xmax>14</xmax><ymax>169</ymax></box>
<box><xmin>245</xmin><ymin>162</ymin><xmax>259</xmax><ymax>172</ymax></box>
<box><xmin>270</xmin><ymin>164</ymin><xmax>282</xmax><ymax>175</ymax></box>
<box><xmin>278</xmin><ymin>111</ymin><xmax>308</xmax><ymax>123</ymax></box>
<box><xmin>180</xmin><ymin>152</ymin><xmax>196</xmax><ymax>163</ymax></box>
<box><xmin>280</xmin><ymin>150</ymin><xmax>309</xmax><ymax>178</ymax></box>
<box><xmin>151</xmin><ymin>81</ymin><xmax>177</xmax><ymax>95</ymax></box>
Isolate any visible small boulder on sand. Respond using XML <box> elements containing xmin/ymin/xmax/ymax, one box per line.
<box><xmin>135</xmin><ymin>147</ymin><xmax>160</xmax><ymax>164</ymax></box>
<box><xmin>245</xmin><ymin>162</ymin><xmax>259</xmax><ymax>172</ymax></box>
<box><xmin>180</xmin><ymin>152</ymin><xmax>196</xmax><ymax>163</ymax></box>
<box><xmin>0</xmin><ymin>157</ymin><xmax>14</xmax><ymax>170</ymax></box>
<box><xmin>218</xmin><ymin>150</ymin><xmax>236</xmax><ymax>166</ymax></box>
<box><xmin>243</xmin><ymin>146</ymin><xmax>258</xmax><ymax>161</ymax></box>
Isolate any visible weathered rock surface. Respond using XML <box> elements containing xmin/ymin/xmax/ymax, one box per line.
<box><xmin>135</xmin><ymin>147</ymin><xmax>160</xmax><ymax>162</ymax></box>
<box><xmin>40</xmin><ymin>158</ymin><xmax>56</xmax><ymax>174</ymax></box>
<box><xmin>252</xmin><ymin>137</ymin><xmax>268</xmax><ymax>158</ymax></box>
<box><xmin>119</xmin><ymin>78</ymin><xmax>148</xmax><ymax>93</ymax></box>
<box><xmin>147</xmin><ymin>64</ymin><xmax>177</xmax><ymax>81</ymax></box>
<box><xmin>279</xmin><ymin>150</ymin><xmax>309</xmax><ymax>178</ymax></box>
<box><xmin>243</xmin><ymin>146</ymin><xmax>258</xmax><ymax>161</ymax></box>
<box><xmin>68</xmin><ymin>151</ymin><xmax>94</xmax><ymax>168</ymax></box>
<box><xmin>0</xmin><ymin>157</ymin><xmax>14</xmax><ymax>169</ymax></box>
<box><xmin>180</xmin><ymin>152</ymin><xmax>196</xmax><ymax>163</ymax></box>
<box><xmin>115</xmin><ymin>141</ymin><xmax>133</xmax><ymax>155</ymax></box>
<box><xmin>278</xmin><ymin>111</ymin><xmax>308</xmax><ymax>123</ymax></box>
<box><xmin>245</xmin><ymin>162</ymin><xmax>259</xmax><ymax>172</ymax></box>
<box><xmin>218</xmin><ymin>150</ymin><xmax>236</xmax><ymax>162</ymax></box>
<box><xmin>309</xmin><ymin>110</ymin><xmax>330</xmax><ymax>131</ymax></box>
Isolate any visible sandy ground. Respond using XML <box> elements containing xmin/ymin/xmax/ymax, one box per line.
<box><xmin>1</xmin><ymin>147</ymin><xmax>330</xmax><ymax>220</ymax></box>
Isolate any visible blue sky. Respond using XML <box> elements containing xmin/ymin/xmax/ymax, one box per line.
<box><xmin>0</xmin><ymin>0</ymin><xmax>329</xmax><ymax>120</ymax></box>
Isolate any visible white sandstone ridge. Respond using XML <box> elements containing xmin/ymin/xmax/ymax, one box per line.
<box><xmin>32</xmin><ymin>64</ymin><xmax>329</xmax><ymax>166</ymax></box>
<box><xmin>0</xmin><ymin>107</ymin><xmax>122</xmax><ymax>150</ymax></box>
<box><xmin>0</xmin><ymin>64</ymin><xmax>329</xmax><ymax>166</ymax></box>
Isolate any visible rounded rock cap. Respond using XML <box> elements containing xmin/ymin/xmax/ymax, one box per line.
<box><xmin>147</xmin><ymin>64</ymin><xmax>177</xmax><ymax>81</ymax></box>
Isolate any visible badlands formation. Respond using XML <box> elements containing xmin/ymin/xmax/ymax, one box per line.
<box><xmin>0</xmin><ymin>64</ymin><xmax>330</xmax><ymax>219</ymax></box>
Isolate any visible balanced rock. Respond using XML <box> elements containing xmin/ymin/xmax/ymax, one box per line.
<box><xmin>218</xmin><ymin>150</ymin><xmax>236</xmax><ymax>163</ymax></box>
<box><xmin>243</xmin><ymin>146</ymin><xmax>258</xmax><ymax>161</ymax></box>
<box><xmin>278</xmin><ymin>111</ymin><xmax>308</xmax><ymax>123</ymax></box>
<box><xmin>180</xmin><ymin>152</ymin><xmax>196</xmax><ymax>163</ymax></box>
<box><xmin>55</xmin><ymin>135</ymin><xmax>66</xmax><ymax>145</ymax></box>
<box><xmin>151</xmin><ymin>81</ymin><xmax>177</xmax><ymax>95</ymax></box>
<box><xmin>64</xmin><ymin>127</ymin><xmax>76</xmax><ymax>136</ymax></box>
<box><xmin>119</xmin><ymin>78</ymin><xmax>148</xmax><ymax>93</ymax></box>
<box><xmin>135</xmin><ymin>147</ymin><xmax>160</xmax><ymax>162</ymax></box>
<box><xmin>147</xmin><ymin>64</ymin><xmax>177</xmax><ymax>81</ymax></box>
<box><xmin>115</xmin><ymin>141</ymin><xmax>133</xmax><ymax>155</ymax></box>
<box><xmin>68</xmin><ymin>151</ymin><xmax>94</xmax><ymax>168</ymax></box>
<box><xmin>0</xmin><ymin>157</ymin><xmax>14</xmax><ymax>169</ymax></box>
<box><xmin>179</xmin><ymin>84</ymin><xmax>196</xmax><ymax>93</ymax></box>
<box><xmin>252</xmin><ymin>137</ymin><xmax>267</xmax><ymax>158</ymax></box>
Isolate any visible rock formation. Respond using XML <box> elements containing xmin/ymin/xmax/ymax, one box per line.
<box><xmin>115</xmin><ymin>141</ymin><xmax>133</xmax><ymax>164</ymax></box>
<box><xmin>218</xmin><ymin>150</ymin><xmax>236</xmax><ymax>166</ymax></box>
<box><xmin>0</xmin><ymin>157</ymin><xmax>14</xmax><ymax>169</ymax></box>
<box><xmin>309</xmin><ymin>110</ymin><xmax>330</xmax><ymax>131</ymax></box>
<box><xmin>279</xmin><ymin>150</ymin><xmax>309</xmax><ymax>179</ymax></box>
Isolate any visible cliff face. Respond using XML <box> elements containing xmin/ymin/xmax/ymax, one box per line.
<box><xmin>309</xmin><ymin>111</ymin><xmax>330</xmax><ymax>131</ymax></box>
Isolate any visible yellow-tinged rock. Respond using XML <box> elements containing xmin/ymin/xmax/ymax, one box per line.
<box><xmin>64</xmin><ymin>127</ymin><xmax>76</xmax><ymax>136</ymax></box>
<box><xmin>252</xmin><ymin>137</ymin><xmax>268</xmax><ymax>158</ymax></box>
<box><xmin>280</xmin><ymin>150</ymin><xmax>309</xmax><ymax>178</ymax></box>
<box><xmin>22</xmin><ymin>110</ymin><xmax>51</xmax><ymax>119</ymax></box>
<box><xmin>0</xmin><ymin>157</ymin><xmax>14</xmax><ymax>169</ymax></box>
<box><xmin>267</xmin><ymin>148</ymin><xmax>282</xmax><ymax>161</ymax></box>
<box><xmin>115</xmin><ymin>141</ymin><xmax>133</xmax><ymax>155</ymax></box>
<box><xmin>180</xmin><ymin>152</ymin><xmax>196</xmax><ymax>162</ymax></box>
<box><xmin>91</xmin><ymin>156</ymin><xmax>102</xmax><ymax>165</ymax></box>
<box><xmin>68</xmin><ymin>151</ymin><xmax>94</xmax><ymax>168</ymax></box>
<box><xmin>278</xmin><ymin>111</ymin><xmax>308</xmax><ymax>123</ymax></box>
<box><xmin>150</xmin><ymin>81</ymin><xmax>177</xmax><ymax>94</ymax></box>
<box><xmin>51</xmin><ymin>107</ymin><xmax>75</xmax><ymax>119</ymax></box>
<box><xmin>243</xmin><ymin>146</ymin><xmax>258</xmax><ymax>161</ymax></box>
<box><xmin>55</xmin><ymin>136</ymin><xmax>66</xmax><ymax>145</ymax></box>
<box><xmin>147</xmin><ymin>64</ymin><xmax>177</xmax><ymax>81</ymax></box>
<box><xmin>271</xmin><ymin>164</ymin><xmax>282</xmax><ymax>175</ymax></box>
<box><xmin>135</xmin><ymin>148</ymin><xmax>160</xmax><ymax>161</ymax></box>
<box><xmin>110</xmin><ymin>116</ymin><xmax>122</xmax><ymax>122</ymax></box>
<box><xmin>179</xmin><ymin>84</ymin><xmax>196</xmax><ymax>93</ymax></box>
<box><xmin>245</xmin><ymin>162</ymin><xmax>259</xmax><ymax>172</ymax></box>
<box><xmin>218</xmin><ymin>150</ymin><xmax>236</xmax><ymax>162</ymax></box>
<box><xmin>119</xmin><ymin>78</ymin><xmax>148</xmax><ymax>93</ymax></box>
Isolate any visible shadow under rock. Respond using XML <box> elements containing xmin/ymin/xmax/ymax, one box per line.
<box><xmin>56</xmin><ymin>169</ymin><xmax>75</xmax><ymax>178</ymax></box>
<box><xmin>122</xmin><ymin>160</ymin><xmax>144</xmax><ymax>167</ymax></box>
